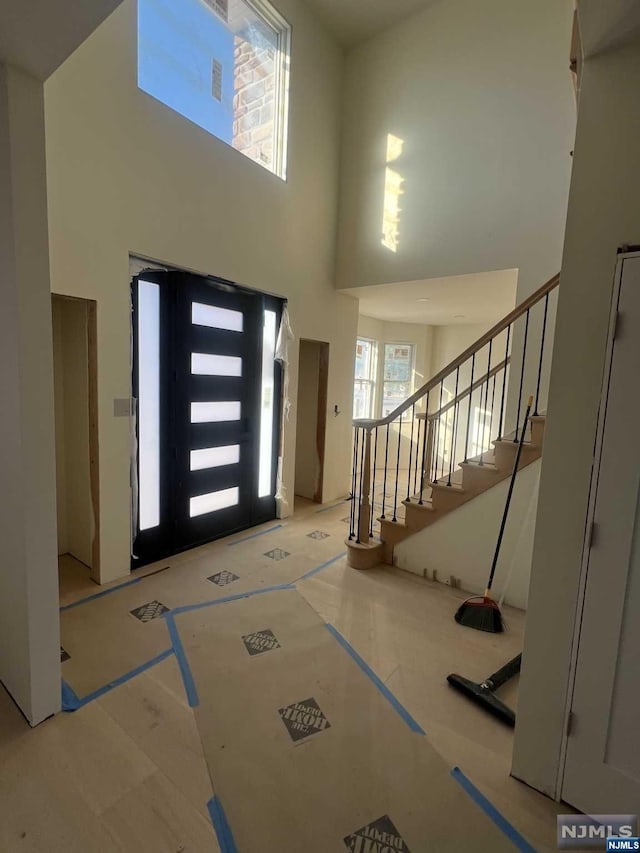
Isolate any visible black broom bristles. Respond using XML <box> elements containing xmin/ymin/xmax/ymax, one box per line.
<box><xmin>454</xmin><ymin>595</ymin><xmax>504</xmax><ymax>633</ymax></box>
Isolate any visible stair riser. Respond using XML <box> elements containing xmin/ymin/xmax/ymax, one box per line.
<box><xmin>430</xmin><ymin>488</ymin><xmax>471</xmax><ymax>513</ymax></box>
<box><xmin>460</xmin><ymin>466</ymin><xmax>504</xmax><ymax>493</ymax></box>
<box><xmin>380</xmin><ymin>519</ymin><xmax>412</xmax><ymax>563</ymax></box>
<box><xmin>530</xmin><ymin>420</ymin><xmax>546</xmax><ymax>447</ymax></box>
<box><xmin>493</xmin><ymin>444</ymin><xmax>540</xmax><ymax>474</ymax></box>
<box><xmin>404</xmin><ymin>503</ymin><xmax>440</xmax><ymax>532</ymax></box>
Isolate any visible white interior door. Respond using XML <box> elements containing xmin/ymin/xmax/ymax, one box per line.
<box><xmin>562</xmin><ymin>254</ymin><xmax>640</xmax><ymax>812</ymax></box>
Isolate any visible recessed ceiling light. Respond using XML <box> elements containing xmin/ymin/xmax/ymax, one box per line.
<box><xmin>454</xmin><ymin>314</ymin><xmax>466</xmax><ymax>319</ymax></box>
<box><xmin>417</xmin><ymin>298</ymin><xmax>430</xmax><ymax>302</ymax></box>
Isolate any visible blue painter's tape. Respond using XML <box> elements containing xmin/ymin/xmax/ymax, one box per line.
<box><xmin>170</xmin><ymin>583</ymin><xmax>295</xmax><ymax>616</ymax></box>
<box><xmin>325</xmin><ymin>623</ymin><xmax>426</xmax><ymax>735</ymax></box>
<box><xmin>61</xmin><ymin>648</ymin><xmax>174</xmax><ymax>712</ymax></box>
<box><xmin>59</xmin><ymin>576</ymin><xmax>142</xmax><ymax>612</ymax></box>
<box><xmin>451</xmin><ymin>767</ymin><xmax>537</xmax><ymax>853</ymax></box>
<box><xmin>315</xmin><ymin>500</ymin><xmax>349</xmax><ymax>514</ymax></box>
<box><xmin>226</xmin><ymin>524</ymin><xmax>283</xmax><ymax>546</ymax></box>
<box><xmin>297</xmin><ymin>552</ymin><xmax>347</xmax><ymax>582</ymax></box>
<box><xmin>61</xmin><ymin>679</ymin><xmax>82</xmax><ymax>711</ymax></box>
<box><xmin>207</xmin><ymin>796</ymin><xmax>238</xmax><ymax>853</ymax></box>
<box><xmin>166</xmin><ymin>613</ymin><xmax>199</xmax><ymax>708</ymax></box>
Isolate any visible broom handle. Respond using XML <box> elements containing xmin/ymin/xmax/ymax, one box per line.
<box><xmin>486</xmin><ymin>396</ymin><xmax>533</xmax><ymax>594</ymax></box>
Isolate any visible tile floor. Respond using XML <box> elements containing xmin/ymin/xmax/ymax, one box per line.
<box><xmin>0</xmin><ymin>498</ymin><xmax>569</xmax><ymax>851</ymax></box>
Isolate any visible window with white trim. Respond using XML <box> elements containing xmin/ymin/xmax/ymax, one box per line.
<box><xmin>138</xmin><ymin>0</ymin><xmax>291</xmax><ymax>178</ymax></box>
<box><xmin>353</xmin><ymin>338</ymin><xmax>378</xmax><ymax>419</ymax></box>
<box><xmin>381</xmin><ymin>343</ymin><xmax>414</xmax><ymax>417</ymax></box>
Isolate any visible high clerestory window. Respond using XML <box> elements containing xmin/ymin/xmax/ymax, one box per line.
<box><xmin>138</xmin><ymin>0</ymin><xmax>291</xmax><ymax>178</ymax></box>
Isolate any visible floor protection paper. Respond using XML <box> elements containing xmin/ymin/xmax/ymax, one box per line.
<box><xmin>175</xmin><ymin>587</ymin><xmax>517</xmax><ymax>852</ymax></box>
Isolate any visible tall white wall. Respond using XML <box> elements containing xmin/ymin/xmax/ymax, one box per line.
<box><xmin>0</xmin><ymin>64</ymin><xmax>60</xmax><ymax>724</ymax></box>
<box><xmin>356</xmin><ymin>315</ymin><xmax>384</xmax><ymax>342</ymax></box>
<box><xmin>45</xmin><ymin>0</ymin><xmax>357</xmax><ymax>582</ymax></box>
<box><xmin>431</xmin><ymin>324</ymin><xmax>490</xmax><ymax>374</ymax></box>
<box><xmin>337</xmin><ymin>0</ymin><xmax>576</xmax><ymax>301</ymax></box>
<box><xmin>513</xmin><ymin>34</ymin><xmax>640</xmax><ymax>799</ymax></box>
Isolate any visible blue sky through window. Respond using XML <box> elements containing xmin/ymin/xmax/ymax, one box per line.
<box><xmin>138</xmin><ymin>0</ymin><xmax>235</xmax><ymax>143</ymax></box>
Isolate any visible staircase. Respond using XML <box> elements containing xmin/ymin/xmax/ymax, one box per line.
<box><xmin>346</xmin><ymin>273</ymin><xmax>559</xmax><ymax>570</ymax></box>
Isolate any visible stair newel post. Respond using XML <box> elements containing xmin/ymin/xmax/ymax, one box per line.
<box><xmin>534</xmin><ymin>293</ymin><xmax>549</xmax><ymax>417</ymax></box>
<box><xmin>370</xmin><ymin>427</ymin><xmax>378</xmax><ymax>538</ymax></box>
<box><xmin>356</xmin><ymin>427</ymin><xmax>366</xmax><ymax>544</ymax></box>
<box><xmin>348</xmin><ymin>427</ymin><xmax>359</xmax><ymax>541</ymax></box>
<box><xmin>406</xmin><ymin>404</ymin><xmax>416</xmax><ymax>502</ymax></box>
<box><xmin>497</xmin><ymin>324</ymin><xmax>511</xmax><ymax>441</ymax></box>
<box><xmin>380</xmin><ymin>424</ymin><xmax>390</xmax><ymax>520</ymax></box>
<box><xmin>358</xmin><ymin>426</ymin><xmax>373</xmax><ymax>545</ymax></box>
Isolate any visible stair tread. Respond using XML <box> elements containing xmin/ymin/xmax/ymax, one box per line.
<box><xmin>493</xmin><ymin>437</ymin><xmax>540</xmax><ymax>449</ymax></box>
<box><xmin>459</xmin><ymin>459</ymin><xmax>500</xmax><ymax>471</ymax></box>
<box><xmin>431</xmin><ymin>481</ymin><xmax>466</xmax><ymax>493</ymax></box>
<box><xmin>379</xmin><ymin>518</ymin><xmax>409</xmax><ymax>529</ymax></box>
<box><xmin>403</xmin><ymin>499</ymin><xmax>435</xmax><ymax>511</ymax></box>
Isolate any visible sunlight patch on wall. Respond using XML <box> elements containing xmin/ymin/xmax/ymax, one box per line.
<box><xmin>381</xmin><ymin>134</ymin><xmax>405</xmax><ymax>253</ymax></box>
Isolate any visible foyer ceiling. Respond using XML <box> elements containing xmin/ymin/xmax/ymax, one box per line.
<box><xmin>342</xmin><ymin>269</ymin><xmax>519</xmax><ymax>327</ymax></box>
<box><xmin>0</xmin><ymin>0</ymin><xmax>123</xmax><ymax>80</ymax></box>
<box><xmin>305</xmin><ymin>0</ymin><xmax>438</xmax><ymax>46</ymax></box>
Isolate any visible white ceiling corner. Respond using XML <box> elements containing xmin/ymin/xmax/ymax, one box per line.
<box><xmin>304</xmin><ymin>0</ymin><xmax>439</xmax><ymax>47</ymax></box>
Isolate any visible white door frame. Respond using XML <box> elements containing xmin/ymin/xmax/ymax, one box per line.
<box><xmin>556</xmin><ymin>248</ymin><xmax>640</xmax><ymax>798</ymax></box>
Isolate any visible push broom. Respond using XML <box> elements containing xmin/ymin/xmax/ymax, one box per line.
<box><xmin>454</xmin><ymin>395</ymin><xmax>534</xmax><ymax>633</ymax></box>
<box><xmin>447</xmin><ymin>654</ymin><xmax>521</xmax><ymax>726</ymax></box>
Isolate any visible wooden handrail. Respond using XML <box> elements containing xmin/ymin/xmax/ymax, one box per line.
<box><xmin>353</xmin><ymin>272</ymin><xmax>559</xmax><ymax>429</ymax></box>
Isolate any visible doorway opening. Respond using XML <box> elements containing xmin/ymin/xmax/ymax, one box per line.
<box><xmin>52</xmin><ymin>294</ymin><xmax>100</xmax><ymax>590</ymax></box>
<box><xmin>294</xmin><ymin>339</ymin><xmax>329</xmax><ymax>507</ymax></box>
<box><xmin>131</xmin><ymin>269</ymin><xmax>284</xmax><ymax>568</ymax></box>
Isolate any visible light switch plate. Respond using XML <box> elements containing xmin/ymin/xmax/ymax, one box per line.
<box><xmin>113</xmin><ymin>398</ymin><xmax>132</xmax><ymax>417</ymax></box>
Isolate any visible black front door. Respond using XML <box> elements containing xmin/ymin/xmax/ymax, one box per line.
<box><xmin>132</xmin><ymin>269</ymin><xmax>282</xmax><ymax>567</ymax></box>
